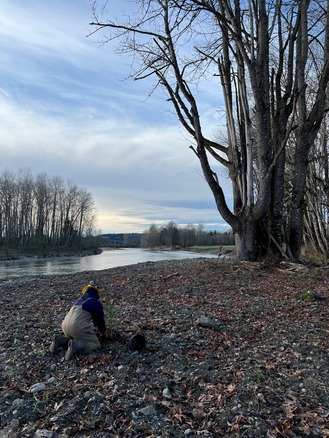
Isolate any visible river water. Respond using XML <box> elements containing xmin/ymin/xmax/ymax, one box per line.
<box><xmin>0</xmin><ymin>248</ymin><xmax>218</xmax><ymax>280</ymax></box>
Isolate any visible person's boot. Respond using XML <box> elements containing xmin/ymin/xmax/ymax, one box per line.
<box><xmin>65</xmin><ymin>340</ymin><xmax>89</xmax><ymax>361</ymax></box>
<box><xmin>65</xmin><ymin>340</ymin><xmax>77</xmax><ymax>361</ymax></box>
<box><xmin>49</xmin><ymin>334</ymin><xmax>69</xmax><ymax>354</ymax></box>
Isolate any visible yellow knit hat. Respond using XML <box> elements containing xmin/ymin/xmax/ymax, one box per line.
<box><xmin>82</xmin><ymin>280</ymin><xmax>101</xmax><ymax>297</ymax></box>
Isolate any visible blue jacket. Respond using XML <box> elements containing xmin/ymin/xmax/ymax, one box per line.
<box><xmin>74</xmin><ymin>287</ymin><xmax>106</xmax><ymax>334</ymax></box>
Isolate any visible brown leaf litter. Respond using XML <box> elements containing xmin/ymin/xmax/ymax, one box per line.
<box><xmin>0</xmin><ymin>258</ymin><xmax>329</xmax><ymax>437</ymax></box>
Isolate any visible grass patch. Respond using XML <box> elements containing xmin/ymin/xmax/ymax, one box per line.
<box><xmin>103</xmin><ymin>298</ymin><xmax>118</xmax><ymax>338</ymax></box>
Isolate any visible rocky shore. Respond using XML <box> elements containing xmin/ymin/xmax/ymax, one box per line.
<box><xmin>1</xmin><ymin>258</ymin><xmax>329</xmax><ymax>437</ymax></box>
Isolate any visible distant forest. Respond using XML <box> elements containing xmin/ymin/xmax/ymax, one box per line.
<box><xmin>101</xmin><ymin>221</ymin><xmax>234</xmax><ymax>248</ymax></box>
<box><xmin>0</xmin><ymin>169</ymin><xmax>97</xmax><ymax>251</ymax></box>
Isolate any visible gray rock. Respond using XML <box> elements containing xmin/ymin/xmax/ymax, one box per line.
<box><xmin>137</xmin><ymin>405</ymin><xmax>157</xmax><ymax>417</ymax></box>
<box><xmin>197</xmin><ymin>316</ymin><xmax>222</xmax><ymax>331</ymax></box>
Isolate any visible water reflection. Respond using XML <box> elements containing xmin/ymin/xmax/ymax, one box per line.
<box><xmin>0</xmin><ymin>248</ymin><xmax>218</xmax><ymax>280</ymax></box>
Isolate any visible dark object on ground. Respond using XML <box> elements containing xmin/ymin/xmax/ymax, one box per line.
<box><xmin>314</xmin><ymin>293</ymin><xmax>325</xmax><ymax>301</ymax></box>
<box><xmin>128</xmin><ymin>333</ymin><xmax>146</xmax><ymax>352</ymax></box>
<box><xmin>49</xmin><ymin>334</ymin><xmax>69</xmax><ymax>353</ymax></box>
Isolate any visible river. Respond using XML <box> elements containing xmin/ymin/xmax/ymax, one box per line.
<box><xmin>0</xmin><ymin>248</ymin><xmax>219</xmax><ymax>280</ymax></box>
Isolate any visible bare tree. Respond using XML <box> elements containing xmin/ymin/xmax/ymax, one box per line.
<box><xmin>0</xmin><ymin>170</ymin><xmax>17</xmax><ymax>248</ymax></box>
<box><xmin>76</xmin><ymin>188</ymin><xmax>96</xmax><ymax>246</ymax></box>
<box><xmin>141</xmin><ymin>223</ymin><xmax>161</xmax><ymax>247</ymax></box>
<box><xmin>160</xmin><ymin>220</ymin><xmax>179</xmax><ymax>246</ymax></box>
<box><xmin>0</xmin><ymin>169</ymin><xmax>97</xmax><ymax>250</ymax></box>
<box><xmin>33</xmin><ymin>173</ymin><xmax>50</xmax><ymax>246</ymax></box>
<box><xmin>303</xmin><ymin>118</ymin><xmax>329</xmax><ymax>259</ymax></box>
<box><xmin>17</xmin><ymin>168</ymin><xmax>34</xmax><ymax>247</ymax></box>
<box><xmin>90</xmin><ymin>0</ymin><xmax>329</xmax><ymax>261</ymax></box>
<box><xmin>49</xmin><ymin>175</ymin><xmax>65</xmax><ymax>246</ymax></box>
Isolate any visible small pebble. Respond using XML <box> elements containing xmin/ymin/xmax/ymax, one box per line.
<box><xmin>35</xmin><ymin>430</ymin><xmax>54</xmax><ymax>438</ymax></box>
<box><xmin>162</xmin><ymin>388</ymin><xmax>170</xmax><ymax>396</ymax></box>
<box><xmin>257</xmin><ymin>393</ymin><xmax>265</xmax><ymax>402</ymax></box>
<box><xmin>29</xmin><ymin>382</ymin><xmax>46</xmax><ymax>393</ymax></box>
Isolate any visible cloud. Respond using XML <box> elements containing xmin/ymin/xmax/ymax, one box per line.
<box><xmin>0</xmin><ymin>0</ymin><xmax>232</xmax><ymax>234</ymax></box>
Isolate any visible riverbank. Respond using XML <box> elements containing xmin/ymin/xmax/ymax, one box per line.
<box><xmin>1</xmin><ymin>258</ymin><xmax>329</xmax><ymax>437</ymax></box>
<box><xmin>0</xmin><ymin>247</ymin><xmax>102</xmax><ymax>261</ymax></box>
<box><xmin>187</xmin><ymin>245</ymin><xmax>235</xmax><ymax>256</ymax></box>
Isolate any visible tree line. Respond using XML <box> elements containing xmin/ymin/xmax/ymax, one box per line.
<box><xmin>101</xmin><ymin>223</ymin><xmax>234</xmax><ymax>248</ymax></box>
<box><xmin>140</xmin><ymin>222</ymin><xmax>234</xmax><ymax>248</ymax></box>
<box><xmin>0</xmin><ymin>169</ymin><xmax>96</xmax><ymax>250</ymax></box>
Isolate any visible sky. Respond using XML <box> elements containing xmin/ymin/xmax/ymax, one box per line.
<box><xmin>0</xmin><ymin>0</ymin><xmax>232</xmax><ymax>234</ymax></box>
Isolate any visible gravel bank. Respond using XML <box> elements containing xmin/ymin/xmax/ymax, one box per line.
<box><xmin>1</xmin><ymin>258</ymin><xmax>329</xmax><ymax>437</ymax></box>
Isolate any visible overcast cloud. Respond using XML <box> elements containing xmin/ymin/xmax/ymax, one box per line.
<box><xmin>0</xmin><ymin>0</ymin><xmax>231</xmax><ymax>234</ymax></box>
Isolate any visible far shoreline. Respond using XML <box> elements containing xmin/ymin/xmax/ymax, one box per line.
<box><xmin>0</xmin><ymin>245</ymin><xmax>235</xmax><ymax>262</ymax></box>
<box><xmin>0</xmin><ymin>246</ymin><xmax>103</xmax><ymax>261</ymax></box>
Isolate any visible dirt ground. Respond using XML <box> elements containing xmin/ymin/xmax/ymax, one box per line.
<box><xmin>0</xmin><ymin>257</ymin><xmax>329</xmax><ymax>437</ymax></box>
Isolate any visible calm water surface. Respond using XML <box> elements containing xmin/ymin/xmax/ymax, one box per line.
<box><xmin>0</xmin><ymin>248</ymin><xmax>218</xmax><ymax>280</ymax></box>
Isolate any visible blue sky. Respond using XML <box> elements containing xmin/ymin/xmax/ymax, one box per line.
<box><xmin>0</xmin><ymin>0</ymin><xmax>231</xmax><ymax>234</ymax></box>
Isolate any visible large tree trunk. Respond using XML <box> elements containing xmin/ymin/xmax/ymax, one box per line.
<box><xmin>288</xmin><ymin>139</ymin><xmax>309</xmax><ymax>259</ymax></box>
<box><xmin>234</xmin><ymin>214</ymin><xmax>269</xmax><ymax>261</ymax></box>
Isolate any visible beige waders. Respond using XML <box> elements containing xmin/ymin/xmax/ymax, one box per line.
<box><xmin>61</xmin><ymin>303</ymin><xmax>101</xmax><ymax>353</ymax></box>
